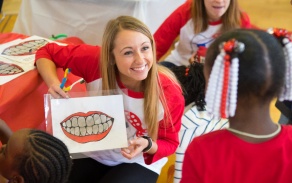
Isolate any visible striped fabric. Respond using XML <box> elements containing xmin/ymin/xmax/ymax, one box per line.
<box><xmin>173</xmin><ymin>103</ymin><xmax>229</xmax><ymax>182</ymax></box>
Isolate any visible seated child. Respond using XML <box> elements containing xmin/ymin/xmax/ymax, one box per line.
<box><xmin>181</xmin><ymin>28</ymin><xmax>292</xmax><ymax>182</ymax></box>
<box><xmin>0</xmin><ymin>119</ymin><xmax>72</xmax><ymax>183</ymax></box>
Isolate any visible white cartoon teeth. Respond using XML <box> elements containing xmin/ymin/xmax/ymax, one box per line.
<box><xmin>62</xmin><ymin>113</ymin><xmax>114</xmax><ymax>136</ymax></box>
<box><xmin>78</xmin><ymin>117</ymin><xmax>86</xmax><ymax>127</ymax></box>
<box><xmin>86</xmin><ymin>116</ymin><xmax>94</xmax><ymax>126</ymax></box>
<box><xmin>2</xmin><ymin>39</ymin><xmax>48</xmax><ymax>56</ymax></box>
<box><xmin>0</xmin><ymin>62</ymin><xmax>24</xmax><ymax>75</ymax></box>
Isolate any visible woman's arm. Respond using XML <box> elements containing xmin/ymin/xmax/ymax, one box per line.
<box><xmin>35</xmin><ymin>43</ymin><xmax>102</xmax><ymax>98</ymax></box>
<box><xmin>154</xmin><ymin>0</ymin><xmax>192</xmax><ymax>61</ymax></box>
<box><xmin>143</xmin><ymin>75</ymin><xmax>185</xmax><ymax>164</ymax></box>
<box><xmin>0</xmin><ymin>119</ymin><xmax>12</xmax><ymax>144</ymax></box>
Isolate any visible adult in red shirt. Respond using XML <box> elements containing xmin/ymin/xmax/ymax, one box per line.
<box><xmin>35</xmin><ymin>16</ymin><xmax>185</xmax><ymax>183</ymax></box>
<box><xmin>154</xmin><ymin>0</ymin><xmax>251</xmax><ymax>67</ymax></box>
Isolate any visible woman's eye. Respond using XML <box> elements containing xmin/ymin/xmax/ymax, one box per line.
<box><xmin>142</xmin><ymin>46</ymin><xmax>149</xmax><ymax>51</ymax></box>
<box><xmin>124</xmin><ymin>51</ymin><xmax>133</xmax><ymax>55</ymax></box>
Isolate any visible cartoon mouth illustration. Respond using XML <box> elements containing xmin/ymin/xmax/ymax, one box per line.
<box><xmin>0</xmin><ymin>61</ymin><xmax>24</xmax><ymax>75</ymax></box>
<box><xmin>60</xmin><ymin>111</ymin><xmax>114</xmax><ymax>143</ymax></box>
<box><xmin>2</xmin><ymin>39</ymin><xmax>48</xmax><ymax>56</ymax></box>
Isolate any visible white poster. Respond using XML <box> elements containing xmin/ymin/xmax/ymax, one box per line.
<box><xmin>0</xmin><ymin>36</ymin><xmax>54</xmax><ymax>64</ymax></box>
<box><xmin>50</xmin><ymin>95</ymin><xmax>128</xmax><ymax>155</ymax></box>
<box><xmin>0</xmin><ymin>35</ymin><xmax>65</xmax><ymax>85</ymax></box>
<box><xmin>0</xmin><ymin>56</ymin><xmax>35</xmax><ymax>85</ymax></box>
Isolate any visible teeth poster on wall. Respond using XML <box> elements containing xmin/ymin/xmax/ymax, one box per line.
<box><xmin>49</xmin><ymin>95</ymin><xmax>128</xmax><ymax>157</ymax></box>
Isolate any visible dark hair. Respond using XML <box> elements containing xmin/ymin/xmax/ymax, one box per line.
<box><xmin>15</xmin><ymin>129</ymin><xmax>72</xmax><ymax>183</ymax></box>
<box><xmin>170</xmin><ymin>63</ymin><xmax>206</xmax><ymax>109</ymax></box>
<box><xmin>205</xmin><ymin>29</ymin><xmax>285</xmax><ymax>102</ymax></box>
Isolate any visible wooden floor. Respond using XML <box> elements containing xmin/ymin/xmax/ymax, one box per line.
<box><xmin>240</xmin><ymin>0</ymin><xmax>292</xmax><ymax>31</ymax></box>
<box><xmin>0</xmin><ymin>0</ymin><xmax>20</xmax><ymax>32</ymax></box>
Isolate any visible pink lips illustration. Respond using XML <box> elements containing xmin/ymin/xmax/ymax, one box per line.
<box><xmin>60</xmin><ymin>111</ymin><xmax>114</xmax><ymax>143</ymax></box>
<box><xmin>0</xmin><ymin>61</ymin><xmax>24</xmax><ymax>75</ymax></box>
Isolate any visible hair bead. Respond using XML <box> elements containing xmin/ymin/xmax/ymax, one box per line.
<box><xmin>268</xmin><ymin>28</ymin><xmax>292</xmax><ymax>101</ymax></box>
<box><xmin>205</xmin><ymin>39</ymin><xmax>244</xmax><ymax>118</ymax></box>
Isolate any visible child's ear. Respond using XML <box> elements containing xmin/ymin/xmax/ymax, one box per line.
<box><xmin>9</xmin><ymin>175</ymin><xmax>24</xmax><ymax>183</ymax></box>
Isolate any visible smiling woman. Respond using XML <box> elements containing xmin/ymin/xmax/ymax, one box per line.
<box><xmin>35</xmin><ymin>15</ymin><xmax>184</xmax><ymax>183</ymax></box>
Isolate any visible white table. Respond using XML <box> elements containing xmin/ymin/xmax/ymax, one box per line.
<box><xmin>13</xmin><ymin>0</ymin><xmax>185</xmax><ymax>45</ymax></box>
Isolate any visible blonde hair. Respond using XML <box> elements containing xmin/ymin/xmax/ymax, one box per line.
<box><xmin>191</xmin><ymin>0</ymin><xmax>241</xmax><ymax>34</ymax></box>
<box><xmin>101</xmin><ymin>16</ymin><xmax>180</xmax><ymax>140</ymax></box>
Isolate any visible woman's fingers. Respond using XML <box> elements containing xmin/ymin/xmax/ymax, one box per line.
<box><xmin>48</xmin><ymin>84</ymin><xmax>69</xmax><ymax>99</ymax></box>
<box><xmin>121</xmin><ymin>138</ymin><xmax>147</xmax><ymax>159</ymax></box>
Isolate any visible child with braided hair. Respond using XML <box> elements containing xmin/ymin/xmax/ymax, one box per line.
<box><xmin>169</xmin><ymin>57</ymin><xmax>228</xmax><ymax>183</ymax></box>
<box><xmin>0</xmin><ymin>119</ymin><xmax>72</xmax><ymax>183</ymax></box>
<box><xmin>181</xmin><ymin>28</ymin><xmax>292</xmax><ymax>183</ymax></box>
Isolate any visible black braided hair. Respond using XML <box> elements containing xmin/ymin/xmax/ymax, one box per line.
<box><xmin>14</xmin><ymin>129</ymin><xmax>72</xmax><ymax>183</ymax></box>
<box><xmin>205</xmin><ymin>29</ymin><xmax>285</xmax><ymax>102</ymax></box>
<box><xmin>170</xmin><ymin>62</ymin><xmax>206</xmax><ymax>109</ymax></box>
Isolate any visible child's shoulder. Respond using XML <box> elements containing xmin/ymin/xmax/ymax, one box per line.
<box><xmin>193</xmin><ymin>129</ymin><xmax>228</xmax><ymax>144</ymax></box>
<box><xmin>282</xmin><ymin>125</ymin><xmax>292</xmax><ymax>137</ymax></box>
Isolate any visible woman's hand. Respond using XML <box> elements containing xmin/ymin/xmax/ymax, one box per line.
<box><xmin>121</xmin><ymin>137</ymin><xmax>149</xmax><ymax>159</ymax></box>
<box><xmin>48</xmin><ymin>83</ymin><xmax>69</xmax><ymax>99</ymax></box>
<box><xmin>36</xmin><ymin>58</ymin><xmax>69</xmax><ymax>99</ymax></box>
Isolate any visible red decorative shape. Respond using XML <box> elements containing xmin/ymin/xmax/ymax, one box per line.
<box><xmin>221</xmin><ymin>61</ymin><xmax>230</xmax><ymax>118</ymax></box>
<box><xmin>223</xmin><ymin>39</ymin><xmax>236</xmax><ymax>53</ymax></box>
<box><xmin>125</xmin><ymin>111</ymin><xmax>147</xmax><ymax>136</ymax></box>
<box><xmin>224</xmin><ymin>55</ymin><xmax>231</xmax><ymax>61</ymax></box>
<box><xmin>272</xmin><ymin>28</ymin><xmax>292</xmax><ymax>41</ymax></box>
<box><xmin>185</xmin><ymin>67</ymin><xmax>190</xmax><ymax>76</ymax></box>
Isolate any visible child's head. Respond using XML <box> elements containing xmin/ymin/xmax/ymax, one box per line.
<box><xmin>0</xmin><ymin>129</ymin><xmax>72</xmax><ymax>183</ymax></box>
<box><xmin>192</xmin><ymin>0</ymin><xmax>241</xmax><ymax>34</ymax></box>
<box><xmin>170</xmin><ymin>62</ymin><xmax>206</xmax><ymax>109</ymax></box>
<box><xmin>204</xmin><ymin>28</ymin><xmax>289</xmax><ymax>118</ymax></box>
